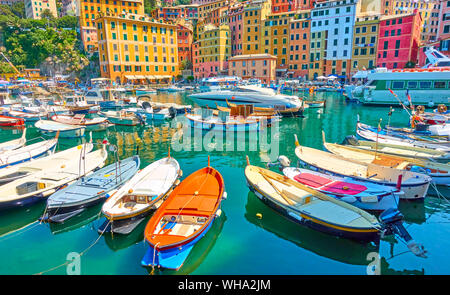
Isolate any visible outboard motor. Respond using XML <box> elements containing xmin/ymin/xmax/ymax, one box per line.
<box><xmin>168</xmin><ymin>106</ymin><xmax>177</xmax><ymax>119</ymax></box>
<box><xmin>267</xmin><ymin>155</ymin><xmax>291</xmax><ymax>171</ymax></box>
<box><xmin>135</xmin><ymin>113</ymin><xmax>146</xmax><ymax>125</ymax></box>
<box><xmin>141</xmin><ymin>101</ymin><xmax>152</xmax><ymax>112</ymax></box>
<box><xmin>380</xmin><ymin>208</ymin><xmax>427</xmax><ymax>258</ymax></box>
<box><xmin>341</xmin><ymin>135</ymin><xmax>359</xmax><ymax>146</ymax></box>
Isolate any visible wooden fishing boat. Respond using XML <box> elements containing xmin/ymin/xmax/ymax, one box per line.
<box><xmin>357</xmin><ymin>122</ymin><xmax>450</xmax><ymax>152</ymax></box>
<box><xmin>0</xmin><ymin>142</ymin><xmax>93</xmax><ymax>186</ymax></box>
<box><xmin>99</xmin><ymin>155</ymin><xmax>181</xmax><ymax>234</ymax></box>
<box><xmin>283</xmin><ymin>167</ymin><xmax>400</xmax><ymax>211</ymax></box>
<box><xmin>43</xmin><ymin>155</ymin><xmax>140</xmax><ymax>223</ymax></box>
<box><xmin>0</xmin><ymin>128</ymin><xmax>26</xmax><ymax>153</ymax></box>
<box><xmin>303</xmin><ymin>100</ymin><xmax>326</xmax><ymax>108</ymax></box>
<box><xmin>341</xmin><ymin>135</ymin><xmax>450</xmax><ymax>162</ymax></box>
<box><xmin>99</xmin><ymin>110</ymin><xmax>144</xmax><ymax>126</ymax></box>
<box><xmin>323</xmin><ymin>133</ymin><xmax>450</xmax><ymax>188</ymax></box>
<box><xmin>6</xmin><ymin>110</ymin><xmax>43</xmax><ymax>122</ymax></box>
<box><xmin>293</xmin><ymin>135</ymin><xmax>431</xmax><ymax>200</ymax></box>
<box><xmin>142</xmin><ymin>159</ymin><xmax>225</xmax><ymax>270</ymax></box>
<box><xmin>215</xmin><ymin>103</ymin><xmax>277</xmax><ymax>117</ymax></box>
<box><xmin>226</xmin><ymin>99</ymin><xmax>303</xmax><ymax>117</ymax></box>
<box><xmin>0</xmin><ymin>142</ymin><xmax>107</xmax><ymax>211</ymax></box>
<box><xmin>0</xmin><ymin>132</ymin><xmax>58</xmax><ymax>169</ymax></box>
<box><xmin>0</xmin><ymin>115</ymin><xmax>24</xmax><ymax>127</ymax></box>
<box><xmin>35</xmin><ymin>120</ymin><xmax>85</xmax><ymax>138</ymax></box>
<box><xmin>245</xmin><ymin>161</ymin><xmax>381</xmax><ymax>241</ymax></box>
<box><xmin>51</xmin><ymin>114</ymin><xmax>108</xmax><ymax>131</ymax></box>
<box><xmin>186</xmin><ymin>107</ymin><xmax>275</xmax><ymax>132</ymax></box>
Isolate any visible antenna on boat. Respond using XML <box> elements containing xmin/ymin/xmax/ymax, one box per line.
<box><xmin>168</xmin><ymin>145</ymin><xmax>171</xmax><ymax>158</ymax></box>
<box><xmin>208</xmin><ymin>155</ymin><xmax>210</xmax><ymax>167</ymax></box>
<box><xmin>387</xmin><ymin>106</ymin><xmax>393</xmax><ymax>128</ymax></box>
<box><xmin>374</xmin><ymin>118</ymin><xmax>382</xmax><ymax>159</ymax></box>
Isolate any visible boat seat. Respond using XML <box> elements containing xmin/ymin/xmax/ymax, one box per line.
<box><xmin>396</xmin><ymin>161</ymin><xmax>411</xmax><ymax>170</ymax></box>
<box><xmin>293</xmin><ymin>173</ymin><xmax>332</xmax><ymax>188</ymax></box>
<box><xmin>281</xmin><ymin>189</ymin><xmax>311</xmax><ymax>205</ymax></box>
<box><xmin>322</xmin><ymin>181</ymin><xmax>367</xmax><ymax>196</ymax></box>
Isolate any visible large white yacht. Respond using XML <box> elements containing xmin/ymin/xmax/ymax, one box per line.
<box><xmin>189</xmin><ymin>85</ymin><xmax>303</xmax><ymax>109</ymax></box>
<box><xmin>351</xmin><ymin>48</ymin><xmax>450</xmax><ymax>106</ymax></box>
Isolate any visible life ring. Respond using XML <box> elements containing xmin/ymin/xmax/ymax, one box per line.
<box><xmin>416</xmin><ymin>105</ymin><xmax>425</xmax><ymax>114</ymax></box>
<box><xmin>437</xmin><ymin>104</ymin><xmax>447</xmax><ymax>113</ymax></box>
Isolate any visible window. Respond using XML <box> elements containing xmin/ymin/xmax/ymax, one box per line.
<box><xmin>407</xmin><ymin>81</ymin><xmax>418</xmax><ymax>89</ymax></box>
<box><xmin>392</xmin><ymin>81</ymin><xmax>404</xmax><ymax>89</ymax></box>
<box><xmin>420</xmin><ymin>81</ymin><xmax>431</xmax><ymax>88</ymax></box>
<box><xmin>434</xmin><ymin>81</ymin><xmax>446</xmax><ymax>88</ymax></box>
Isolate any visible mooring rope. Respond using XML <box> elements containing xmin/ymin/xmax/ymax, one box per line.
<box><xmin>33</xmin><ymin>219</ymin><xmax>112</xmax><ymax>275</ymax></box>
<box><xmin>150</xmin><ymin>242</ymin><xmax>161</xmax><ymax>275</ymax></box>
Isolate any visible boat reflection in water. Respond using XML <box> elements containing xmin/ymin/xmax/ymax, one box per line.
<box><xmin>103</xmin><ymin>216</ymin><xmax>149</xmax><ymax>252</ymax></box>
<box><xmin>0</xmin><ymin>202</ymin><xmax>45</xmax><ymax>237</ymax></box>
<box><xmin>47</xmin><ymin>204</ymin><xmax>103</xmax><ymax>235</ymax></box>
<box><xmin>244</xmin><ymin>192</ymin><xmax>378</xmax><ymax>266</ymax></box>
<box><xmin>146</xmin><ymin>211</ymin><xmax>227</xmax><ymax>275</ymax></box>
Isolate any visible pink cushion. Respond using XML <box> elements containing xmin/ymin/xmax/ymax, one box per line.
<box><xmin>322</xmin><ymin>181</ymin><xmax>367</xmax><ymax>196</ymax></box>
<box><xmin>293</xmin><ymin>173</ymin><xmax>333</xmax><ymax>188</ymax></box>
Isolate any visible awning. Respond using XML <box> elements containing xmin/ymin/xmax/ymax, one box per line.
<box><xmin>352</xmin><ymin>71</ymin><xmax>368</xmax><ymax>79</ymax></box>
<box><xmin>134</xmin><ymin>75</ymin><xmax>146</xmax><ymax>79</ymax></box>
<box><xmin>124</xmin><ymin>75</ymin><xmax>136</xmax><ymax>80</ymax></box>
<box><xmin>145</xmin><ymin>75</ymin><xmax>156</xmax><ymax>80</ymax></box>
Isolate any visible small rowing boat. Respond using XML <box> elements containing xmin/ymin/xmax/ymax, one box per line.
<box><xmin>303</xmin><ymin>100</ymin><xmax>326</xmax><ymax>108</ymax></box>
<box><xmin>142</xmin><ymin>157</ymin><xmax>225</xmax><ymax>270</ymax></box>
<box><xmin>0</xmin><ymin>132</ymin><xmax>58</xmax><ymax>169</ymax></box>
<box><xmin>294</xmin><ymin>134</ymin><xmax>432</xmax><ymax>200</ymax></box>
<box><xmin>6</xmin><ymin>110</ymin><xmax>43</xmax><ymax>122</ymax></box>
<box><xmin>226</xmin><ymin>99</ymin><xmax>303</xmax><ymax>117</ymax></box>
<box><xmin>245</xmin><ymin>160</ymin><xmax>381</xmax><ymax>241</ymax></box>
<box><xmin>357</xmin><ymin>122</ymin><xmax>450</xmax><ymax>152</ymax></box>
<box><xmin>0</xmin><ymin>142</ymin><xmax>93</xmax><ymax>185</ymax></box>
<box><xmin>99</xmin><ymin>154</ymin><xmax>181</xmax><ymax>234</ymax></box>
<box><xmin>0</xmin><ymin>115</ymin><xmax>24</xmax><ymax>127</ymax></box>
<box><xmin>51</xmin><ymin>114</ymin><xmax>108</xmax><ymax>132</ymax></box>
<box><xmin>0</xmin><ymin>142</ymin><xmax>107</xmax><ymax>211</ymax></box>
<box><xmin>43</xmin><ymin>155</ymin><xmax>140</xmax><ymax>223</ymax></box>
<box><xmin>283</xmin><ymin>167</ymin><xmax>399</xmax><ymax>211</ymax></box>
<box><xmin>99</xmin><ymin>110</ymin><xmax>145</xmax><ymax>126</ymax></box>
<box><xmin>341</xmin><ymin>135</ymin><xmax>450</xmax><ymax>162</ymax></box>
<box><xmin>35</xmin><ymin>120</ymin><xmax>86</xmax><ymax>138</ymax></box>
<box><xmin>323</xmin><ymin>132</ymin><xmax>450</xmax><ymax>188</ymax></box>
<box><xmin>0</xmin><ymin>129</ymin><xmax>26</xmax><ymax>153</ymax></box>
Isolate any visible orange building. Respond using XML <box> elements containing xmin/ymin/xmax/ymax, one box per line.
<box><xmin>95</xmin><ymin>13</ymin><xmax>179</xmax><ymax>84</ymax></box>
<box><xmin>228</xmin><ymin>54</ymin><xmax>277</xmax><ymax>84</ymax></box>
<box><xmin>288</xmin><ymin>10</ymin><xmax>311</xmax><ymax>79</ymax></box>
<box><xmin>177</xmin><ymin>23</ymin><xmax>194</xmax><ymax>67</ymax></box>
<box><xmin>78</xmin><ymin>0</ymin><xmax>145</xmax><ymax>53</ymax></box>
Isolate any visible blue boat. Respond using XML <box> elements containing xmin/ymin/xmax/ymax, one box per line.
<box><xmin>43</xmin><ymin>156</ymin><xmax>140</xmax><ymax>223</ymax></box>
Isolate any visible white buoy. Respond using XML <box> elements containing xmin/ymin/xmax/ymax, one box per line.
<box><xmin>222</xmin><ymin>191</ymin><xmax>227</xmax><ymax>200</ymax></box>
<box><xmin>215</xmin><ymin>208</ymin><xmax>222</xmax><ymax>217</ymax></box>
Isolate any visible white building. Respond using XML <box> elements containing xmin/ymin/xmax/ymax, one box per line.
<box><xmin>24</xmin><ymin>0</ymin><xmax>58</xmax><ymax>19</ymax></box>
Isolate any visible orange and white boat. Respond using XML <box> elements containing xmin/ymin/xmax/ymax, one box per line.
<box><xmin>141</xmin><ymin>157</ymin><xmax>226</xmax><ymax>270</ymax></box>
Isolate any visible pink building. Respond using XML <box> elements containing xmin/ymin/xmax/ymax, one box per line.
<box><xmin>227</xmin><ymin>4</ymin><xmax>244</xmax><ymax>56</ymax></box>
<box><xmin>228</xmin><ymin>54</ymin><xmax>277</xmax><ymax>84</ymax></box>
<box><xmin>377</xmin><ymin>11</ymin><xmax>422</xmax><ymax>69</ymax></box>
<box><xmin>437</xmin><ymin>0</ymin><xmax>450</xmax><ymax>53</ymax></box>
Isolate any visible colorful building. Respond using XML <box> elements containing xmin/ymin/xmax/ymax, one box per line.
<box><xmin>227</xmin><ymin>3</ymin><xmax>244</xmax><ymax>56</ymax></box>
<box><xmin>350</xmin><ymin>14</ymin><xmax>380</xmax><ymax>75</ymax></box>
<box><xmin>310</xmin><ymin>0</ymin><xmax>358</xmax><ymax>79</ymax></box>
<box><xmin>389</xmin><ymin>0</ymin><xmax>441</xmax><ymax>43</ymax></box>
<box><xmin>376</xmin><ymin>11</ymin><xmax>422</xmax><ymax>69</ymax></box>
<box><xmin>271</xmin><ymin>0</ymin><xmax>296</xmax><ymax>14</ymax></box>
<box><xmin>197</xmin><ymin>0</ymin><xmax>230</xmax><ymax>19</ymax></box>
<box><xmin>61</xmin><ymin>0</ymin><xmax>76</xmax><ymax>16</ymax></box>
<box><xmin>25</xmin><ymin>0</ymin><xmax>58</xmax><ymax>19</ymax></box>
<box><xmin>437</xmin><ymin>0</ymin><xmax>450</xmax><ymax>49</ymax></box>
<box><xmin>78</xmin><ymin>0</ymin><xmax>145</xmax><ymax>53</ymax></box>
<box><xmin>228</xmin><ymin>54</ymin><xmax>277</xmax><ymax>83</ymax></box>
<box><xmin>177</xmin><ymin>22</ymin><xmax>194</xmax><ymax>67</ymax></box>
<box><xmin>194</xmin><ymin>23</ymin><xmax>231</xmax><ymax>79</ymax></box>
<box><xmin>288</xmin><ymin>10</ymin><xmax>311</xmax><ymax>79</ymax></box>
<box><xmin>242</xmin><ymin>0</ymin><xmax>271</xmax><ymax>55</ymax></box>
<box><xmin>95</xmin><ymin>13</ymin><xmax>179</xmax><ymax>84</ymax></box>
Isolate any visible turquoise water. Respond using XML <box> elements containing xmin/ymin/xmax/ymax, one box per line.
<box><xmin>0</xmin><ymin>92</ymin><xmax>449</xmax><ymax>275</ymax></box>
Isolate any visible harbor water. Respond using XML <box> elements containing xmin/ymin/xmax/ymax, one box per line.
<box><xmin>0</xmin><ymin>91</ymin><xmax>448</xmax><ymax>275</ymax></box>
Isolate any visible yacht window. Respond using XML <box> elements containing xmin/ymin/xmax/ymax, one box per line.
<box><xmin>86</xmin><ymin>92</ymin><xmax>97</xmax><ymax>96</ymax></box>
<box><xmin>419</xmin><ymin>81</ymin><xmax>431</xmax><ymax>89</ymax></box>
<box><xmin>366</xmin><ymin>80</ymin><xmax>376</xmax><ymax>86</ymax></box>
<box><xmin>434</xmin><ymin>81</ymin><xmax>446</xmax><ymax>89</ymax></box>
<box><xmin>407</xmin><ymin>81</ymin><xmax>417</xmax><ymax>89</ymax></box>
<box><xmin>392</xmin><ymin>81</ymin><xmax>404</xmax><ymax>89</ymax></box>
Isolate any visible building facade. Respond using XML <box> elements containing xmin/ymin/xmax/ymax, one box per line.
<box><xmin>242</xmin><ymin>0</ymin><xmax>271</xmax><ymax>55</ymax></box>
<box><xmin>177</xmin><ymin>23</ymin><xmax>194</xmax><ymax>68</ymax></box>
<box><xmin>376</xmin><ymin>12</ymin><xmax>422</xmax><ymax>69</ymax></box>
<box><xmin>25</xmin><ymin>0</ymin><xmax>58</xmax><ymax>19</ymax></box>
<box><xmin>194</xmin><ymin>23</ymin><xmax>231</xmax><ymax>79</ymax></box>
<box><xmin>288</xmin><ymin>10</ymin><xmax>311</xmax><ymax>79</ymax></box>
<box><xmin>228</xmin><ymin>54</ymin><xmax>276</xmax><ymax>83</ymax></box>
<box><xmin>78</xmin><ymin>0</ymin><xmax>145</xmax><ymax>53</ymax></box>
<box><xmin>350</xmin><ymin>14</ymin><xmax>380</xmax><ymax>75</ymax></box>
<box><xmin>95</xmin><ymin>13</ymin><xmax>179</xmax><ymax>84</ymax></box>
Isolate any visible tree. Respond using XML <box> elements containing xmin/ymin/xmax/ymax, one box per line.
<box><xmin>10</xmin><ymin>2</ymin><xmax>25</xmax><ymax>18</ymax></box>
<box><xmin>40</xmin><ymin>9</ymin><xmax>55</xmax><ymax>21</ymax></box>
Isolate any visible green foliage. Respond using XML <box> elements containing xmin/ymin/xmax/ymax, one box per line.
<box><xmin>186</xmin><ymin>76</ymin><xmax>194</xmax><ymax>82</ymax></box>
<box><xmin>144</xmin><ymin>0</ymin><xmax>157</xmax><ymax>14</ymax></box>
<box><xmin>0</xmin><ymin>61</ymin><xmax>14</xmax><ymax>74</ymax></box>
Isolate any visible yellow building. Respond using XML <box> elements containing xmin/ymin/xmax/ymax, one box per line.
<box><xmin>197</xmin><ymin>0</ymin><xmax>229</xmax><ymax>19</ymax></box>
<box><xmin>78</xmin><ymin>0</ymin><xmax>145</xmax><ymax>53</ymax></box>
<box><xmin>262</xmin><ymin>10</ymin><xmax>296</xmax><ymax>77</ymax></box>
<box><xmin>350</xmin><ymin>14</ymin><xmax>380</xmax><ymax>76</ymax></box>
<box><xmin>242</xmin><ymin>0</ymin><xmax>271</xmax><ymax>55</ymax></box>
<box><xmin>95</xmin><ymin>13</ymin><xmax>179</xmax><ymax>84</ymax></box>
<box><xmin>194</xmin><ymin>23</ymin><xmax>231</xmax><ymax>79</ymax></box>
<box><xmin>25</xmin><ymin>0</ymin><xmax>58</xmax><ymax>19</ymax></box>
<box><xmin>308</xmin><ymin>29</ymin><xmax>327</xmax><ymax>80</ymax></box>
